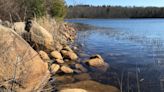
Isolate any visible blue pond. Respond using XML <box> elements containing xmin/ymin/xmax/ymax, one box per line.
<box><xmin>66</xmin><ymin>19</ymin><xmax>164</xmax><ymax>92</ymax></box>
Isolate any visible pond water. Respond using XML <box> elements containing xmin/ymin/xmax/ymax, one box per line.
<box><xmin>66</xmin><ymin>19</ymin><xmax>164</xmax><ymax>92</ymax></box>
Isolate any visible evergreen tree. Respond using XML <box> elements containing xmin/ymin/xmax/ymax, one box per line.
<box><xmin>49</xmin><ymin>0</ymin><xmax>67</xmax><ymax>18</ymax></box>
<box><xmin>24</xmin><ymin>0</ymin><xmax>46</xmax><ymax>17</ymax></box>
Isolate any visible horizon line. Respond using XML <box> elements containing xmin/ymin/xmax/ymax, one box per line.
<box><xmin>67</xmin><ymin>4</ymin><xmax>164</xmax><ymax>8</ymax></box>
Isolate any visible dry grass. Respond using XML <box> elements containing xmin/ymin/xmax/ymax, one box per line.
<box><xmin>35</xmin><ymin>16</ymin><xmax>75</xmax><ymax>51</ymax></box>
<box><xmin>36</xmin><ymin>16</ymin><xmax>59</xmax><ymax>33</ymax></box>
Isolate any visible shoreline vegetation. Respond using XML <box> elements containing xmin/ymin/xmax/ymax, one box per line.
<box><xmin>67</xmin><ymin>5</ymin><xmax>164</xmax><ymax>19</ymax></box>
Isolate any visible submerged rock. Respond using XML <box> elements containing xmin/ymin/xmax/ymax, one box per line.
<box><xmin>59</xmin><ymin>88</ymin><xmax>88</xmax><ymax>92</ymax></box>
<box><xmin>86</xmin><ymin>54</ymin><xmax>105</xmax><ymax>67</ymax></box>
<box><xmin>73</xmin><ymin>73</ymin><xmax>91</xmax><ymax>81</ymax></box>
<box><xmin>86</xmin><ymin>54</ymin><xmax>109</xmax><ymax>71</ymax></box>
<box><xmin>57</xmin><ymin>80</ymin><xmax>119</xmax><ymax>92</ymax></box>
<box><xmin>55</xmin><ymin>75</ymin><xmax>75</xmax><ymax>84</ymax></box>
<box><xmin>0</xmin><ymin>25</ymin><xmax>49</xmax><ymax>92</ymax></box>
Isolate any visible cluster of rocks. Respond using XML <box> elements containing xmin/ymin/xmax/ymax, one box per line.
<box><xmin>0</xmin><ymin>19</ymin><xmax>117</xmax><ymax>92</ymax></box>
<box><xmin>11</xmin><ymin>19</ymin><xmax>109</xmax><ymax>75</ymax></box>
<box><xmin>39</xmin><ymin>45</ymin><xmax>109</xmax><ymax>76</ymax></box>
<box><xmin>38</xmin><ymin>45</ymin><xmax>77</xmax><ymax>74</ymax></box>
<box><xmin>0</xmin><ymin>19</ymin><xmax>78</xmax><ymax>92</ymax></box>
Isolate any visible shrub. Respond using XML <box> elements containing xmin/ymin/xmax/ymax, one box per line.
<box><xmin>48</xmin><ymin>0</ymin><xmax>67</xmax><ymax>18</ymax></box>
<box><xmin>24</xmin><ymin>0</ymin><xmax>46</xmax><ymax>18</ymax></box>
<box><xmin>0</xmin><ymin>0</ymin><xmax>67</xmax><ymax>21</ymax></box>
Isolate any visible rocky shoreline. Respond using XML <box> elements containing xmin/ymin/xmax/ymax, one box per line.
<box><xmin>0</xmin><ymin>17</ymin><xmax>119</xmax><ymax>92</ymax></box>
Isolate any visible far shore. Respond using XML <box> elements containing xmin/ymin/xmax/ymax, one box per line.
<box><xmin>65</xmin><ymin>18</ymin><xmax>164</xmax><ymax>20</ymax></box>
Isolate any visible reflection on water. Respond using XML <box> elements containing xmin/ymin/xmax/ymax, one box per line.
<box><xmin>66</xmin><ymin>19</ymin><xmax>164</xmax><ymax>92</ymax></box>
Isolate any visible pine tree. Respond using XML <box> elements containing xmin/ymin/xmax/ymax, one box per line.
<box><xmin>49</xmin><ymin>0</ymin><xmax>67</xmax><ymax>18</ymax></box>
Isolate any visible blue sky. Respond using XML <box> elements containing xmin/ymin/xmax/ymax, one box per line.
<box><xmin>65</xmin><ymin>0</ymin><xmax>164</xmax><ymax>7</ymax></box>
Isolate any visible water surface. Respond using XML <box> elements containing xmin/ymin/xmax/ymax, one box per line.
<box><xmin>66</xmin><ymin>19</ymin><xmax>164</xmax><ymax>92</ymax></box>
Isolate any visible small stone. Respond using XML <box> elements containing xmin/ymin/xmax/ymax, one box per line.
<box><xmin>50</xmin><ymin>64</ymin><xmax>60</xmax><ymax>74</ymax></box>
<box><xmin>85</xmin><ymin>55</ymin><xmax>110</xmax><ymax>72</ymax></box>
<box><xmin>51</xmin><ymin>51</ymin><xmax>63</xmax><ymax>60</ymax></box>
<box><xmin>61</xmin><ymin>50</ymin><xmax>78</xmax><ymax>61</ymax></box>
<box><xmin>86</xmin><ymin>54</ymin><xmax>105</xmax><ymax>67</ymax></box>
<box><xmin>39</xmin><ymin>50</ymin><xmax>50</xmax><ymax>62</ymax></box>
<box><xmin>73</xmin><ymin>46</ymin><xmax>78</xmax><ymax>50</ymax></box>
<box><xmin>61</xmin><ymin>66</ymin><xmax>74</xmax><ymax>74</ymax></box>
<box><xmin>56</xmin><ymin>59</ymin><xmax>64</xmax><ymax>64</ymax></box>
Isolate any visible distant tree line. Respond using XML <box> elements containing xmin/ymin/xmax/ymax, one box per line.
<box><xmin>0</xmin><ymin>0</ymin><xmax>67</xmax><ymax>21</ymax></box>
<box><xmin>66</xmin><ymin>5</ymin><xmax>164</xmax><ymax>18</ymax></box>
